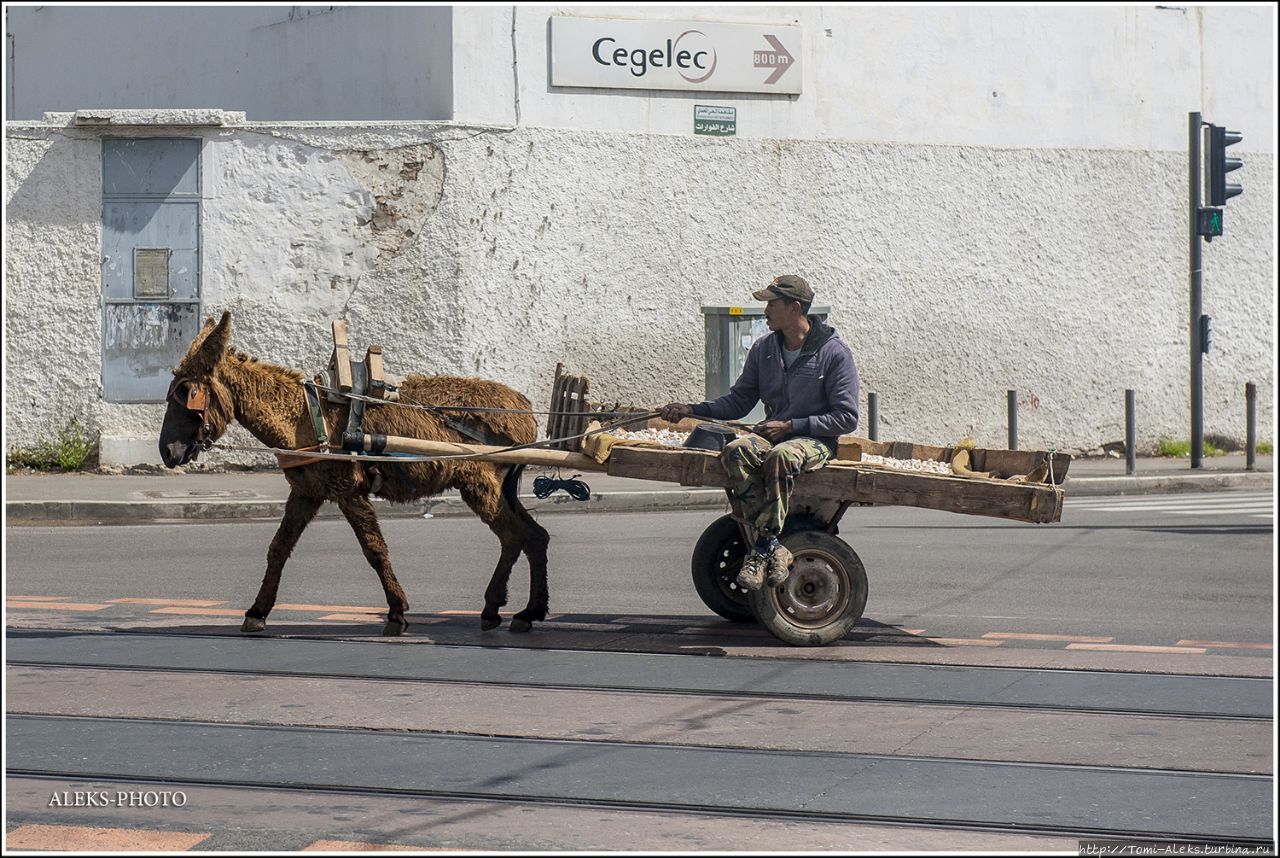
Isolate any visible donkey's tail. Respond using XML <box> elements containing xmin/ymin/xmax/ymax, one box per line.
<box><xmin>501</xmin><ymin>464</ymin><xmax>530</xmax><ymax>518</ymax></box>
<box><xmin>501</xmin><ymin>464</ymin><xmax>548</xmax><ymax>536</ymax></box>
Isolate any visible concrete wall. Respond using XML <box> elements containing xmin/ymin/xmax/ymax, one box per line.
<box><xmin>5</xmin><ymin>6</ymin><xmax>453</xmax><ymax>121</ymax></box>
<box><xmin>454</xmin><ymin>4</ymin><xmax>1276</xmax><ymax>152</ymax></box>
<box><xmin>5</xmin><ymin>117</ymin><xmax>1274</xmax><ymax>465</ymax></box>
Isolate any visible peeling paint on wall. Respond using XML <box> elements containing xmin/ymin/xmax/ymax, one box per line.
<box><xmin>337</xmin><ymin>144</ymin><xmax>444</xmax><ymax>260</ymax></box>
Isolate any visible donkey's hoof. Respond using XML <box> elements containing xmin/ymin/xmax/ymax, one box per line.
<box><xmin>382</xmin><ymin>618</ymin><xmax>408</xmax><ymax>637</ymax></box>
<box><xmin>480</xmin><ymin>616</ymin><xmax>502</xmax><ymax>631</ymax></box>
<box><xmin>241</xmin><ymin>616</ymin><xmax>267</xmax><ymax>633</ymax></box>
<box><xmin>509</xmin><ymin>618</ymin><xmax>533</xmax><ymax>634</ymax></box>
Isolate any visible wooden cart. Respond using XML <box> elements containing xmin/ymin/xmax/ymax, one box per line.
<box><xmin>354</xmin><ymin>414</ymin><xmax>1069</xmax><ymax>648</ymax></box>
<box><xmin>321</xmin><ymin>330</ymin><xmax>1069</xmax><ymax>646</ymax></box>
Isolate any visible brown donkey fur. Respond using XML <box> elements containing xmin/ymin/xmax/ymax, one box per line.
<box><xmin>158</xmin><ymin>311</ymin><xmax>550</xmax><ymax>635</ymax></box>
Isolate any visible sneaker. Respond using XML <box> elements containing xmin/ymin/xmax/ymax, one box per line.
<box><xmin>735</xmin><ymin>551</ymin><xmax>767</xmax><ymax>591</ymax></box>
<box><xmin>765</xmin><ymin>542</ymin><xmax>794</xmax><ymax>586</ymax></box>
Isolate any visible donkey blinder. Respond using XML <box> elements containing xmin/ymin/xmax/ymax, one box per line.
<box><xmin>185</xmin><ymin>383</ymin><xmax>210</xmax><ymax>413</ymax></box>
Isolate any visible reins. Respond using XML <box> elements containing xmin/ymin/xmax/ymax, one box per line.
<box><xmin>201</xmin><ymin>385</ymin><xmax>664</xmax><ymax>466</ymax></box>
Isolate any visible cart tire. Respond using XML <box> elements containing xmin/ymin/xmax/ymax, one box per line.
<box><xmin>690</xmin><ymin>515</ymin><xmax>756</xmax><ymax>623</ymax></box>
<box><xmin>750</xmin><ymin>531</ymin><xmax>868</xmax><ymax>647</ymax></box>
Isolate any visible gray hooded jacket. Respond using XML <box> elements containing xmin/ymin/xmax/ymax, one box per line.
<box><xmin>691</xmin><ymin>316</ymin><xmax>860</xmax><ymax>453</ymax></box>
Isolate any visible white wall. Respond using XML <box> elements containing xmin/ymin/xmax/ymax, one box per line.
<box><xmin>5</xmin><ymin>6</ymin><xmax>454</xmax><ymax>121</ymax></box>
<box><xmin>4</xmin><ymin>118</ymin><xmax>1274</xmax><ymax>464</ymax></box>
<box><xmin>4</xmin><ymin>5</ymin><xmax>1275</xmax><ymax>464</ymax></box>
<box><xmin>454</xmin><ymin>4</ymin><xmax>1275</xmax><ymax>151</ymax></box>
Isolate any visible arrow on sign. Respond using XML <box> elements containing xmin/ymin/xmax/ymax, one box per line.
<box><xmin>753</xmin><ymin>35</ymin><xmax>794</xmax><ymax>84</ymax></box>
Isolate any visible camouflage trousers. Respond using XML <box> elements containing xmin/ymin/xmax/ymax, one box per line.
<box><xmin>720</xmin><ymin>435</ymin><xmax>832</xmax><ymax>540</ymax></box>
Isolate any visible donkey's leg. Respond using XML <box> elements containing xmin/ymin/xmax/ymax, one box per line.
<box><xmin>507</xmin><ymin>491</ymin><xmax>551</xmax><ymax>634</ymax></box>
<box><xmin>336</xmin><ymin>495</ymin><xmax>411</xmax><ymax>636</ymax></box>
<box><xmin>459</xmin><ymin>469</ymin><xmax>528</xmax><ymax>631</ymax></box>
<box><xmin>243</xmin><ymin>490</ymin><xmax>324</xmax><ymax>633</ymax></box>
<box><xmin>472</xmin><ymin>464</ymin><xmax>552</xmax><ymax>634</ymax></box>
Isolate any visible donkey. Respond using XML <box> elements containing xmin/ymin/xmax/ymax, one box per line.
<box><xmin>158</xmin><ymin>311</ymin><xmax>551</xmax><ymax>636</ymax></box>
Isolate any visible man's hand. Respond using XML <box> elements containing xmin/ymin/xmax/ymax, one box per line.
<box><xmin>660</xmin><ymin>403</ymin><xmax>695</xmax><ymax>424</ymax></box>
<box><xmin>754</xmin><ymin>420</ymin><xmax>793</xmax><ymax>442</ymax></box>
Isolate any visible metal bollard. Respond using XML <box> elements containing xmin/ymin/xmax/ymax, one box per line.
<box><xmin>1007</xmin><ymin>390</ymin><xmax>1017</xmax><ymax>451</ymax></box>
<box><xmin>1246</xmin><ymin>382</ymin><xmax>1256</xmax><ymax>471</ymax></box>
<box><xmin>867</xmin><ymin>392</ymin><xmax>879</xmax><ymax>441</ymax></box>
<box><xmin>1125</xmin><ymin>389</ymin><xmax>1136</xmax><ymax>476</ymax></box>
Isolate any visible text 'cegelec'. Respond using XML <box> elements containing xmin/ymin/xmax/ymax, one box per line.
<box><xmin>592</xmin><ymin>37</ymin><xmax>709</xmax><ymax>77</ymax></box>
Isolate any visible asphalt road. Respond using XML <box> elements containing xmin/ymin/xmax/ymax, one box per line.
<box><xmin>6</xmin><ymin>491</ymin><xmax>1273</xmax><ymax>646</ymax></box>
<box><xmin>5</xmin><ymin>491</ymin><xmax>1275</xmax><ymax>850</ymax></box>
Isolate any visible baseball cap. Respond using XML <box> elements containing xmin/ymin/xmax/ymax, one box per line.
<box><xmin>752</xmin><ymin>274</ymin><xmax>814</xmax><ymax>303</ymax></box>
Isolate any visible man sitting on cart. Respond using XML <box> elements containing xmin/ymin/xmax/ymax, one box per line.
<box><xmin>661</xmin><ymin>275</ymin><xmax>861</xmax><ymax>591</ymax></box>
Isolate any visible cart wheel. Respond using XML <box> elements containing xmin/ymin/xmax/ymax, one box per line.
<box><xmin>749</xmin><ymin>531</ymin><xmax>868</xmax><ymax>647</ymax></box>
<box><xmin>690</xmin><ymin>514</ymin><xmax>756</xmax><ymax>623</ymax></box>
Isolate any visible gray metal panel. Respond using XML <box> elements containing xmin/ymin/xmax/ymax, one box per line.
<box><xmin>700</xmin><ymin>306</ymin><xmax>830</xmax><ymax>422</ymax></box>
<box><xmin>8</xmin><ymin>715</ymin><xmax>1271</xmax><ymax>840</ymax></box>
<box><xmin>102</xmin><ymin>202</ymin><xmax>200</xmax><ymax>301</ymax></box>
<box><xmin>101</xmin><ymin>138</ymin><xmax>201</xmax><ymax>402</ymax></box>
<box><xmin>102</xmin><ymin>138</ymin><xmax>200</xmax><ymax>196</ymax></box>
<box><xmin>101</xmin><ymin>303</ymin><xmax>202</xmax><ymax>402</ymax></box>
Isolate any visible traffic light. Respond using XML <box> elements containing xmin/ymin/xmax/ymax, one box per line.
<box><xmin>1207</xmin><ymin>124</ymin><xmax>1243</xmax><ymax>207</ymax></box>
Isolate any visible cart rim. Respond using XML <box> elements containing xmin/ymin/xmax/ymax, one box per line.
<box><xmin>766</xmin><ymin>546</ymin><xmax>852</xmax><ymax>628</ymax></box>
<box><xmin>715</xmin><ymin>534</ymin><xmax>751</xmax><ymax>605</ymax></box>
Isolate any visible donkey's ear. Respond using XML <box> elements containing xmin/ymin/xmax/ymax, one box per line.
<box><xmin>188</xmin><ymin>311</ymin><xmax>232</xmax><ymax>375</ymax></box>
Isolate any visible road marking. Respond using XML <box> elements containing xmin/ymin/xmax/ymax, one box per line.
<box><xmin>108</xmin><ymin>598</ymin><xmax>228</xmax><ymax>607</ymax></box>
<box><xmin>5</xmin><ymin>824</ymin><xmax>209</xmax><ymax>851</ymax></box>
<box><xmin>1068</xmin><ymin>504</ymin><xmax>1273</xmax><ymax>514</ymax></box>
<box><xmin>274</xmin><ymin>602</ymin><xmax>391</xmax><ymax>613</ymax></box>
<box><xmin>148</xmin><ymin>606</ymin><xmax>246</xmax><ymax>617</ymax></box>
<box><xmin>1065</xmin><ymin>643</ymin><xmax>1207</xmax><ymax>654</ymax></box>
<box><xmin>303</xmin><ymin>841</ymin><xmax>468</xmax><ymax>852</ymax></box>
<box><xmin>7</xmin><ymin>601</ymin><xmax>110</xmax><ymax>612</ymax></box>
<box><xmin>1176</xmin><ymin>640</ymin><xmax>1273</xmax><ymax>650</ymax></box>
<box><xmin>982</xmin><ymin>632</ymin><xmax>1115</xmax><ymax>643</ymax></box>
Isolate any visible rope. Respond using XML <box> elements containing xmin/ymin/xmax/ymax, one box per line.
<box><xmin>309</xmin><ymin>383</ymin><xmax>649</xmax><ymax>419</ymax></box>
<box><xmin>210</xmin><ymin>409</ymin><xmax>662</xmax><ymax>466</ymax></box>
<box><xmin>532</xmin><ymin>472</ymin><xmax>592</xmax><ymax>501</ymax></box>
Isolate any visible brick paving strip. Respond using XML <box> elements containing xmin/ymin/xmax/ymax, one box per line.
<box><xmin>6</xmin><ymin>824</ymin><xmax>209</xmax><ymax>851</ymax></box>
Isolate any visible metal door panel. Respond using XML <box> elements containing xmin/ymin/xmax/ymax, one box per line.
<box><xmin>102</xmin><ymin>139</ymin><xmax>200</xmax><ymax>196</ymax></box>
<box><xmin>102</xmin><ymin>201</ymin><xmax>200</xmax><ymax>300</ymax></box>
<box><xmin>102</xmin><ymin>303</ymin><xmax>203</xmax><ymax>402</ymax></box>
<box><xmin>101</xmin><ymin>138</ymin><xmax>201</xmax><ymax>402</ymax></box>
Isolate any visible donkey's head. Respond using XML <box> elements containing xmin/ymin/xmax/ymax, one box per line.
<box><xmin>159</xmin><ymin>311</ymin><xmax>236</xmax><ymax>468</ymax></box>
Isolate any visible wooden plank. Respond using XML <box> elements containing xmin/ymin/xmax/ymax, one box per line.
<box><xmin>836</xmin><ymin>434</ymin><xmax>1071</xmax><ymax>483</ymax></box>
<box><xmin>331</xmin><ymin>320</ymin><xmax>353</xmax><ymax>393</ymax></box>
<box><xmin>548</xmin><ymin>373</ymin><xmax>568</xmax><ymax>449</ymax></box>
<box><xmin>606</xmin><ymin>446</ymin><xmax>1063</xmax><ymax>524</ymax></box>
<box><xmin>568</xmin><ymin>375</ymin><xmax>587</xmax><ymax>453</ymax></box>
<box><xmin>365</xmin><ymin>346</ymin><xmax>385</xmax><ymax>399</ymax></box>
<box><xmin>975</xmin><ymin>449</ymin><xmax>1072</xmax><ymax>483</ymax></box>
<box><xmin>547</xmin><ymin>364</ymin><xmax>564</xmax><ymax>446</ymax></box>
<box><xmin>358</xmin><ymin>434</ymin><xmax>608</xmax><ymax>472</ymax></box>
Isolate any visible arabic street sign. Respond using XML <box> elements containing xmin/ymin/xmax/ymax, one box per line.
<box><xmin>695</xmin><ymin>105</ymin><xmax>736</xmax><ymax>136</ymax></box>
<box><xmin>550</xmin><ymin>16</ymin><xmax>802</xmax><ymax>95</ymax></box>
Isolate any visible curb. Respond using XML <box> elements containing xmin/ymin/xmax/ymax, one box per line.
<box><xmin>4</xmin><ymin>473</ymin><xmax>1271</xmax><ymax>523</ymax></box>
<box><xmin>1063</xmin><ymin>471</ymin><xmax>1273</xmax><ymax>498</ymax></box>
<box><xmin>4</xmin><ymin>490</ymin><xmax>732</xmax><ymax>523</ymax></box>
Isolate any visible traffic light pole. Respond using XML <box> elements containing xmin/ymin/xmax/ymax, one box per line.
<box><xmin>1188</xmin><ymin>111</ymin><xmax>1204</xmax><ymax>469</ymax></box>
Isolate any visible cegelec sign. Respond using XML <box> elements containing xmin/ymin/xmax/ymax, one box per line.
<box><xmin>550</xmin><ymin>16</ymin><xmax>802</xmax><ymax>95</ymax></box>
